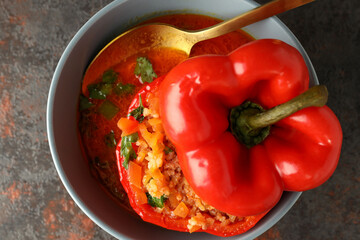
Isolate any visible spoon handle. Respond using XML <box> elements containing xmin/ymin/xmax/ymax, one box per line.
<box><xmin>190</xmin><ymin>0</ymin><xmax>314</xmax><ymax>42</ymax></box>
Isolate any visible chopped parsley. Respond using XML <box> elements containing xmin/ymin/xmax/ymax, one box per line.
<box><xmin>104</xmin><ymin>130</ymin><xmax>117</xmax><ymax>148</ymax></box>
<box><xmin>164</xmin><ymin>146</ymin><xmax>174</xmax><ymax>154</ymax></box>
<box><xmin>146</xmin><ymin>192</ymin><xmax>167</xmax><ymax>208</ymax></box>
<box><xmin>120</xmin><ymin>132</ymin><xmax>139</xmax><ymax>170</ymax></box>
<box><xmin>93</xmin><ymin>157</ymin><xmax>109</xmax><ymax>169</ymax></box>
<box><xmin>102</xmin><ymin>69</ymin><xmax>118</xmax><ymax>84</ymax></box>
<box><xmin>79</xmin><ymin>94</ymin><xmax>93</xmax><ymax>111</ymax></box>
<box><xmin>87</xmin><ymin>69</ymin><xmax>118</xmax><ymax>99</ymax></box>
<box><xmin>88</xmin><ymin>82</ymin><xmax>112</xmax><ymax>99</ymax></box>
<box><xmin>128</xmin><ymin>94</ymin><xmax>144</xmax><ymax>122</ymax></box>
<box><xmin>98</xmin><ymin>100</ymin><xmax>119</xmax><ymax>120</ymax></box>
<box><xmin>134</xmin><ymin>57</ymin><xmax>157</xmax><ymax>83</ymax></box>
<box><xmin>114</xmin><ymin>82</ymin><xmax>135</xmax><ymax>95</ymax></box>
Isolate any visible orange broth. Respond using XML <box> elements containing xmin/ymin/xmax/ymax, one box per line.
<box><xmin>78</xmin><ymin>14</ymin><xmax>254</xmax><ymax>210</ymax></box>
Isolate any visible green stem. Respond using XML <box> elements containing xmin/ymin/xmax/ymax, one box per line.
<box><xmin>230</xmin><ymin>85</ymin><xmax>328</xmax><ymax>148</ymax></box>
<box><xmin>247</xmin><ymin>85</ymin><xmax>328</xmax><ymax>129</ymax></box>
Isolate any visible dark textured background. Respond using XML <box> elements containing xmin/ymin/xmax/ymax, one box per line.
<box><xmin>0</xmin><ymin>0</ymin><xmax>359</xmax><ymax>239</ymax></box>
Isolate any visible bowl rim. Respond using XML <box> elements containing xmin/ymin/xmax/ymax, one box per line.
<box><xmin>47</xmin><ymin>0</ymin><xmax>317</xmax><ymax>239</ymax></box>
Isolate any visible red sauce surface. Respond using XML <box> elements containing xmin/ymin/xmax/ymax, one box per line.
<box><xmin>78</xmin><ymin>14</ymin><xmax>254</xmax><ymax>209</ymax></box>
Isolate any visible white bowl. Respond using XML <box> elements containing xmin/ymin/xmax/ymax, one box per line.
<box><xmin>47</xmin><ymin>0</ymin><xmax>317</xmax><ymax>239</ymax></box>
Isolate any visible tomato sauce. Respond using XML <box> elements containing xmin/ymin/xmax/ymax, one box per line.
<box><xmin>78</xmin><ymin>14</ymin><xmax>254</xmax><ymax>210</ymax></box>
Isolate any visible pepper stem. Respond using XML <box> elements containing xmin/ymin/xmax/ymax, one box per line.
<box><xmin>248</xmin><ymin>85</ymin><xmax>328</xmax><ymax>129</ymax></box>
<box><xmin>229</xmin><ymin>85</ymin><xmax>328</xmax><ymax>148</ymax></box>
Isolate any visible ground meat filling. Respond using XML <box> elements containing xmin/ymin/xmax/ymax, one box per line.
<box><xmin>133</xmin><ymin>92</ymin><xmax>243</xmax><ymax>232</ymax></box>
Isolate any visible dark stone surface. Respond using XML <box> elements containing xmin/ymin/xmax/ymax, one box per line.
<box><xmin>0</xmin><ymin>0</ymin><xmax>358</xmax><ymax>239</ymax></box>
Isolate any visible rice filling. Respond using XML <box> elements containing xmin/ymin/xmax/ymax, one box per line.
<box><xmin>130</xmin><ymin>92</ymin><xmax>243</xmax><ymax>232</ymax></box>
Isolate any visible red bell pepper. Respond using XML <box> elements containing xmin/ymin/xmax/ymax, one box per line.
<box><xmin>116</xmin><ymin>78</ymin><xmax>266</xmax><ymax>236</ymax></box>
<box><xmin>116</xmin><ymin>39</ymin><xmax>342</xmax><ymax>236</ymax></box>
<box><xmin>159</xmin><ymin>39</ymin><xmax>342</xmax><ymax>217</ymax></box>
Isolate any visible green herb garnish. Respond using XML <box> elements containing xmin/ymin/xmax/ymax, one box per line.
<box><xmin>121</xmin><ymin>132</ymin><xmax>139</xmax><ymax>169</ymax></box>
<box><xmin>79</xmin><ymin>94</ymin><xmax>93</xmax><ymax>111</ymax></box>
<box><xmin>134</xmin><ymin>57</ymin><xmax>157</xmax><ymax>83</ymax></box>
<box><xmin>87</xmin><ymin>69</ymin><xmax>118</xmax><ymax>99</ymax></box>
<box><xmin>93</xmin><ymin>157</ymin><xmax>109</xmax><ymax>169</ymax></box>
<box><xmin>164</xmin><ymin>146</ymin><xmax>174</xmax><ymax>154</ymax></box>
<box><xmin>104</xmin><ymin>130</ymin><xmax>117</xmax><ymax>148</ymax></box>
<box><xmin>128</xmin><ymin>94</ymin><xmax>144</xmax><ymax>122</ymax></box>
<box><xmin>98</xmin><ymin>100</ymin><xmax>119</xmax><ymax>120</ymax></box>
<box><xmin>102</xmin><ymin>69</ymin><xmax>118</xmax><ymax>84</ymax></box>
<box><xmin>146</xmin><ymin>192</ymin><xmax>167</xmax><ymax>208</ymax></box>
<box><xmin>114</xmin><ymin>82</ymin><xmax>135</xmax><ymax>95</ymax></box>
<box><xmin>88</xmin><ymin>83</ymin><xmax>113</xmax><ymax>99</ymax></box>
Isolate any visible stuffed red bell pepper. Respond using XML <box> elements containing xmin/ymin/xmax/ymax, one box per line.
<box><xmin>116</xmin><ymin>78</ymin><xmax>266</xmax><ymax>237</ymax></box>
<box><xmin>116</xmin><ymin>39</ymin><xmax>342</xmax><ymax>236</ymax></box>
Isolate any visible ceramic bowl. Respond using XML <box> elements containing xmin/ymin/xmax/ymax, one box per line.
<box><xmin>47</xmin><ymin>0</ymin><xmax>317</xmax><ymax>239</ymax></box>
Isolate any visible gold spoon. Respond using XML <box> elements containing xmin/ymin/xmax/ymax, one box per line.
<box><xmin>82</xmin><ymin>0</ymin><xmax>314</xmax><ymax>94</ymax></box>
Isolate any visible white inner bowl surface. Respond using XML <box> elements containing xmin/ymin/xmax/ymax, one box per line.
<box><xmin>47</xmin><ymin>0</ymin><xmax>317</xmax><ymax>239</ymax></box>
